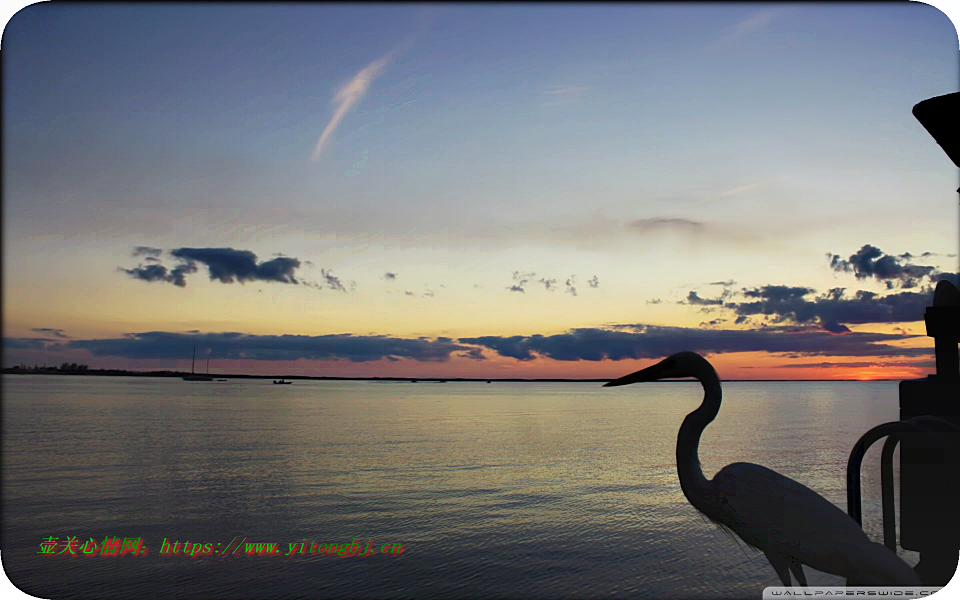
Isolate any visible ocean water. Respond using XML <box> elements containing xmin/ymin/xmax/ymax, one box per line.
<box><xmin>1</xmin><ymin>376</ymin><xmax>916</xmax><ymax>599</ymax></box>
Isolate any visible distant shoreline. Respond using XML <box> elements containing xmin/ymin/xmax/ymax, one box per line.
<box><xmin>1</xmin><ymin>368</ymin><xmax>905</xmax><ymax>382</ymax></box>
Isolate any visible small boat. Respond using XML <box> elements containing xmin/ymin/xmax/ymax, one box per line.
<box><xmin>273</xmin><ymin>379</ymin><xmax>292</xmax><ymax>384</ymax></box>
<box><xmin>182</xmin><ymin>346</ymin><xmax>213</xmax><ymax>381</ymax></box>
<box><xmin>216</xmin><ymin>379</ymin><xmax>227</xmax><ymax>382</ymax></box>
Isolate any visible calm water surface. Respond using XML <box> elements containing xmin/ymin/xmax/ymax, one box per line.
<box><xmin>2</xmin><ymin>376</ymin><xmax>914</xmax><ymax>599</ymax></box>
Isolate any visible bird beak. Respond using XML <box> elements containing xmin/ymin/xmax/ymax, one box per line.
<box><xmin>603</xmin><ymin>358</ymin><xmax>673</xmax><ymax>387</ymax></box>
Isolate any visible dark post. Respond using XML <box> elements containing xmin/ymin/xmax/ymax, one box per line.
<box><xmin>898</xmin><ymin>92</ymin><xmax>960</xmax><ymax>585</ymax></box>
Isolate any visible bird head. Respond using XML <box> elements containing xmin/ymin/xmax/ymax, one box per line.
<box><xmin>603</xmin><ymin>351</ymin><xmax>717</xmax><ymax>387</ymax></box>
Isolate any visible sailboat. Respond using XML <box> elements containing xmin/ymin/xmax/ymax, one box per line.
<box><xmin>182</xmin><ymin>346</ymin><xmax>214</xmax><ymax>381</ymax></box>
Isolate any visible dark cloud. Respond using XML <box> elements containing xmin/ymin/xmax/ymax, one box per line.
<box><xmin>119</xmin><ymin>263</ymin><xmax>198</xmax><ymax>288</ymax></box>
<box><xmin>505</xmin><ymin>271</ymin><xmax>596</xmax><ymax>296</ymax></box>
<box><xmin>685</xmin><ymin>291</ymin><xmax>724</xmax><ymax>306</ymax></box>
<box><xmin>67</xmin><ymin>331</ymin><xmax>471</xmax><ymax>363</ymax></box>
<box><xmin>539</xmin><ymin>278</ymin><xmax>558</xmax><ymax>291</ymax></box>
<box><xmin>828</xmin><ymin>245</ymin><xmax>937</xmax><ymax>289</ymax></box>
<box><xmin>646</xmin><ymin>298</ymin><xmax>663</xmax><ymax>305</ymax></box>
<box><xmin>169</xmin><ymin>248</ymin><xmax>300</xmax><ymax>284</ymax></box>
<box><xmin>508</xmin><ymin>271</ymin><xmax>535</xmax><ymax>293</ymax></box>
<box><xmin>933</xmin><ymin>272</ymin><xmax>960</xmax><ymax>287</ymax></box>
<box><xmin>726</xmin><ymin>286</ymin><xmax>932</xmax><ymax>332</ymax></box>
<box><xmin>31</xmin><ymin>328</ymin><xmax>69</xmax><ymax>339</ymax></box>
<box><xmin>774</xmin><ymin>359</ymin><xmax>936</xmax><ymax>369</ymax></box>
<box><xmin>384</xmin><ymin>272</ymin><xmax>397</xmax><ymax>280</ymax></box>
<box><xmin>459</xmin><ymin>324</ymin><xmax>928</xmax><ymax>363</ymax></box>
<box><xmin>458</xmin><ymin>348</ymin><xmax>487</xmax><ymax>361</ymax></box>
<box><xmin>742</xmin><ymin>285</ymin><xmax>813</xmax><ymax>301</ymax></box>
<box><xmin>405</xmin><ymin>291</ymin><xmax>415</xmax><ymax>296</ymax></box>
<box><xmin>700</xmin><ymin>318</ymin><xmax>726</xmax><ymax>328</ymax></box>
<box><xmin>122</xmin><ymin>247</ymin><xmax>308</xmax><ymax>287</ymax></box>
<box><xmin>255</xmin><ymin>257</ymin><xmax>301</xmax><ymax>284</ymax></box>
<box><xmin>321</xmin><ymin>269</ymin><xmax>346</xmax><ymax>292</ymax></box>
<box><xmin>3</xmin><ymin>337</ymin><xmax>63</xmax><ymax>350</ymax></box>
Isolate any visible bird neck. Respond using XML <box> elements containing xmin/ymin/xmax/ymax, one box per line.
<box><xmin>676</xmin><ymin>377</ymin><xmax>722</xmax><ymax>504</ymax></box>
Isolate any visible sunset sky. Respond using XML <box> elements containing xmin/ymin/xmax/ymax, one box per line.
<box><xmin>3</xmin><ymin>3</ymin><xmax>958</xmax><ymax>380</ymax></box>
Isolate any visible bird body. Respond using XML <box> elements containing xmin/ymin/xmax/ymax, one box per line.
<box><xmin>604</xmin><ymin>351</ymin><xmax>922</xmax><ymax>586</ymax></box>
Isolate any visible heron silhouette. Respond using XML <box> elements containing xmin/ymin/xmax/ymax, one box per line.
<box><xmin>604</xmin><ymin>351</ymin><xmax>922</xmax><ymax>586</ymax></box>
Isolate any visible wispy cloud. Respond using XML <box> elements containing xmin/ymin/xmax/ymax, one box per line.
<box><xmin>629</xmin><ymin>217</ymin><xmax>704</xmax><ymax>234</ymax></box>
<box><xmin>542</xmin><ymin>84</ymin><xmax>588</xmax><ymax>107</ymax></box>
<box><xmin>31</xmin><ymin>328</ymin><xmax>70</xmax><ymax>339</ymax></box>
<box><xmin>718</xmin><ymin>9</ymin><xmax>780</xmax><ymax>44</ymax></box>
<box><xmin>311</xmin><ymin>12</ymin><xmax>438</xmax><ymax>161</ymax></box>
<box><xmin>717</xmin><ymin>182</ymin><xmax>763</xmax><ymax>197</ymax></box>
<box><xmin>311</xmin><ymin>54</ymin><xmax>395</xmax><ymax>160</ymax></box>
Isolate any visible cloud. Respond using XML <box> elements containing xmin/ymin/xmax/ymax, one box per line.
<box><xmin>542</xmin><ymin>84</ymin><xmax>588</xmax><ymax>107</ymax></box>
<box><xmin>383</xmin><ymin>272</ymin><xmax>397</xmax><ymax>280</ymax></box>
<box><xmin>458</xmin><ymin>348</ymin><xmax>486</xmax><ymax>361</ymax></box>
<box><xmin>714</xmin><ymin>285</ymin><xmax>934</xmax><ymax>334</ymax></box>
<box><xmin>31</xmin><ymin>328</ymin><xmax>69</xmax><ymax>339</ymax></box>
<box><xmin>933</xmin><ymin>272</ymin><xmax>960</xmax><ymax>287</ymax></box>
<box><xmin>718</xmin><ymin>9</ymin><xmax>780</xmax><ymax>43</ymax></box>
<box><xmin>119</xmin><ymin>262</ymin><xmax>198</xmax><ymax>288</ymax></box>
<box><xmin>121</xmin><ymin>247</ymin><xmax>313</xmax><ymax>288</ymax></box>
<box><xmin>459</xmin><ymin>324</ymin><xmax>926</xmax><ymax>363</ymax></box>
<box><xmin>170</xmin><ymin>248</ymin><xmax>301</xmax><ymax>284</ymax></box>
<box><xmin>321</xmin><ymin>269</ymin><xmax>347</xmax><ymax>292</ymax></box>
<box><xmin>3</xmin><ymin>337</ymin><xmax>64</xmax><ymax>350</ymax></box>
<box><xmin>308</xmin><ymin>9</ymin><xmax>442</xmax><ymax>161</ymax></box>
<box><xmin>774</xmin><ymin>359</ymin><xmax>936</xmax><ymax>370</ymax></box>
<box><xmin>646</xmin><ymin>298</ymin><xmax>663</xmax><ymax>305</ymax></box>
<box><xmin>544</xmin><ymin>85</ymin><xmax>588</xmax><ymax>96</ymax></box>
<box><xmin>311</xmin><ymin>54</ymin><xmax>393</xmax><ymax>160</ymax></box>
<box><xmin>685</xmin><ymin>291</ymin><xmax>725</xmax><ymax>306</ymax></box>
<box><xmin>508</xmin><ymin>271</ymin><xmax>536</xmax><ymax>293</ymax></box>
<box><xmin>700</xmin><ymin>318</ymin><xmax>727</xmax><ymax>328</ymax></box>
<box><xmin>677</xmin><ymin>246</ymin><xmax>956</xmax><ymax>333</ymax></box>
<box><xmin>717</xmin><ymin>183</ymin><xmax>762</xmax><ymax>197</ymax></box>
<box><xmin>628</xmin><ymin>217</ymin><xmax>703</xmax><ymax>234</ymax></box>
<box><xmin>828</xmin><ymin>244</ymin><xmax>938</xmax><ymax>289</ymax></box>
<box><xmin>505</xmin><ymin>271</ymin><xmax>598</xmax><ymax>296</ymax></box>
<box><xmin>67</xmin><ymin>331</ymin><xmax>471</xmax><ymax>363</ymax></box>
<box><xmin>132</xmin><ymin>246</ymin><xmax>162</xmax><ymax>257</ymax></box>
<box><xmin>539</xmin><ymin>277</ymin><xmax>558</xmax><ymax>292</ymax></box>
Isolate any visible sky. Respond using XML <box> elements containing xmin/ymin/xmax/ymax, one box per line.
<box><xmin>3</xmin><ymin>3</ymin><xmax>959</xmax><ymax>380</ymax></box>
